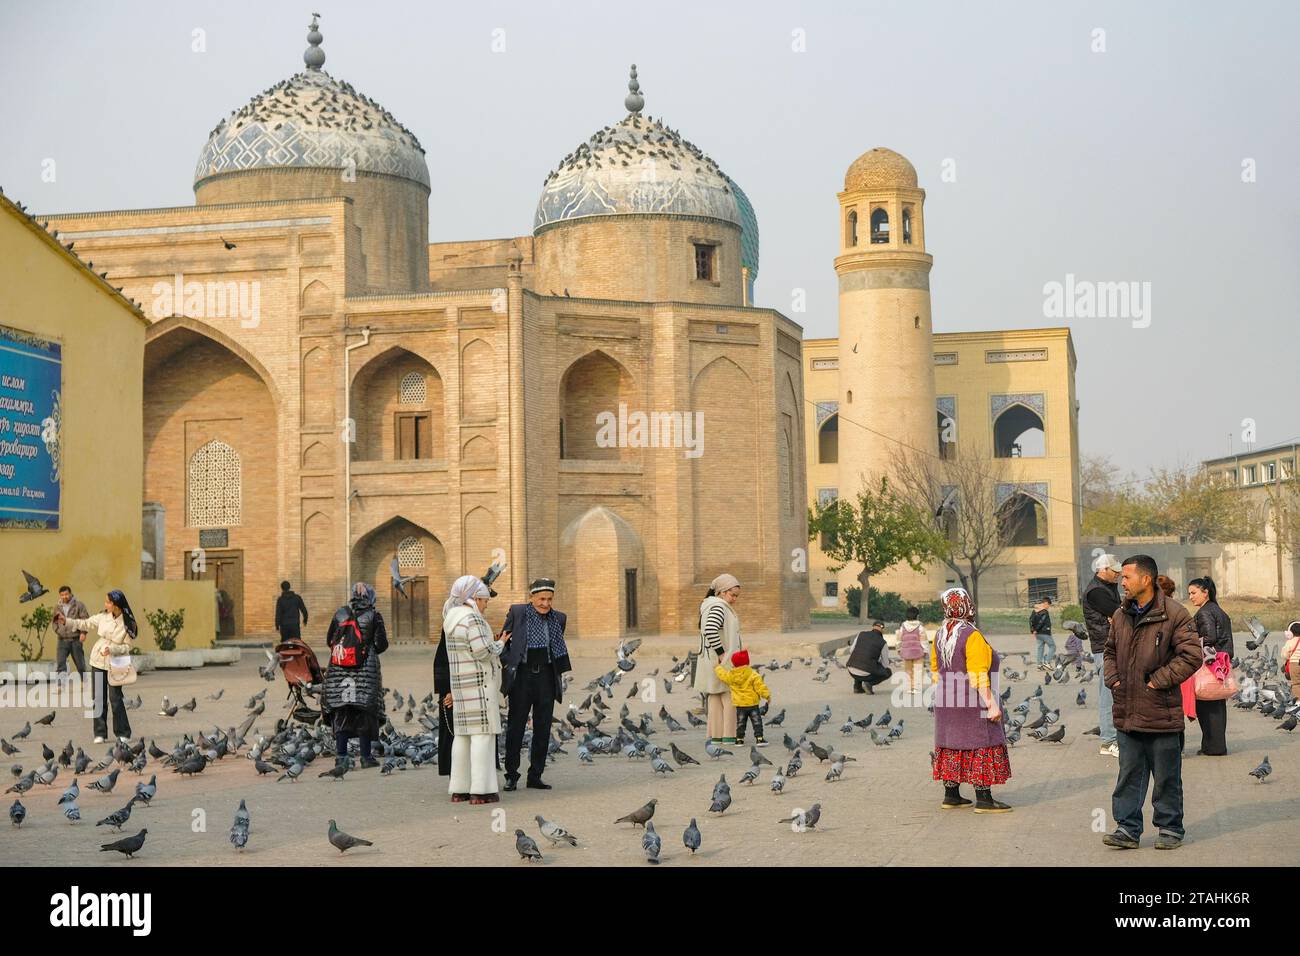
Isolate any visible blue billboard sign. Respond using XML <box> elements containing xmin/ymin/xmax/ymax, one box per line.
<box><xmin>0</xmin><ymin>323</ymin><xmax>62</xmax><ymax>530</ymax></box>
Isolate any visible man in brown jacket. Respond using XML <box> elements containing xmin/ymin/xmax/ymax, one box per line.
<box><xmin>53</xmin><ymin>585</ymin><xmax>89</xmax><ymax>676</ymax></box>
<box><xmin>1102</xmin><ymin>554</ymin><xmax>1202</xmax><ymax>850</ymax></box>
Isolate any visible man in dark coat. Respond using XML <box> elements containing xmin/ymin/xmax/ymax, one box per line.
<box><xmin>275</xmin><ymin>581</ymin><xmax>309</xmax><ymax>640</ymax></box>
<box><xmin>499</xmin><ymin>578</ymin><xmax>571</xmax><ymax>791</ymax></box>
<box><xmin>1101</xmin><ymin>555</ymin><xmax>1201</xmax><ymax>851</ymax></box>
<box><xmin>847</xmin><ymin>621</ymin><xmax>892</xmax><ymax>693</ymax></box>
<box><xmin>1083</xmin><ymin>554</ymin><xmax>1123</xmax><ymax>756</ymax></box>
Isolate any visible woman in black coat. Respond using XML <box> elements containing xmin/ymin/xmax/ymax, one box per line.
<box><xmin>323</xmin><ymin>583</ymin><xmax>388</xmax><ymax>769</ymax></box>
<box><xmin>1187</xmin><ymin>576</ymin><xmax>1233</xmax><ymax>756</ymax></box>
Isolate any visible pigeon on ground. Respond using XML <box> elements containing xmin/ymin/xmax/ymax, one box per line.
<box><xmin>1278</xmin><ymin>714</ymin><xmax>1297</xmax><ymax>732</ymax></box>
<box><xmin>9</xmin><ymin>799</ymin><xmax>25</xmax><ymax>826</ymax></box>
<box><xmin>207</xmin><ymin>689</ymin><xmax>225</xmax><ymax>701</ymax></box>
<box><xmin>175</xmin><ymin>756</ymin><xmax>206</xmax><ymax>777</ymax></box>
<box><xmin>35</xmin><ymin>711</ymin><xmax>55</xmax><ymax>726</ymax></box>
<box><xmin>1040</xmin><ymin>725</ymin><xmax>1066</xmax><ymax>743</ymax></box>
<box><xmin>1077</xmin><ymin>689</ymin><xmax>1088</xmax><ymax>707</ymax></box>
<box><xmin>808</xmin><ymin>740</ymin><xmax>832</xmax><ymax>763</ymax></box>
<box><xmin>670</xmin><ymin>742</ymin><xmax>700</xmax><ymax>766</ymax></box>
<box><xmin>683</xmin><ymin>817</ymin><xmax>701</xmax><ymax>854</ymax></box>
<box><xmin>88</xmin><ymin>768</ymin><xmax>120</xmax><ymax>793</ymax></box>
<box><xmin>614</xmin><ymin>799</ymin><xmax>657</xmax><ymax>827</ymax></box>
<box><xmin>685</xmin><ymin>711</ymin><xmax>706</xmax><ymax>728</ymax></box>
<box><xmin>12</xmin><ymin>722</ymin><xmax>31</xmax><ymax>741</ymax></box>
<box><xmin>887</xmin><ymin>720</ymin><xmax>906</xmax><ymax>739</ymax></box>
<box><xmin>134</xmin><ymin>775</ymin><xmax>156</xmax><ymax>805</ymax></box>
<box><xmin>739</xmin><ymin>764</ymin><xmax>761</xmax><ymax>785</ymax></box>
<box><xmin>770</xmin><ymin>769</ymin><xmax>786</xmax><ymax>793</ymax></box>
<box><xmin>749</xmin><ymin>745</ymin><xmax>772</xmax><ymax>766</ymax></box>
<box><xmin>704</xmin><ymin>740</ymin><xmax>732</xmax><ymax>760</ymax></box>
<box><xmin>99</xmin><ymin>828</ymin><xmax>147</xmax><ymax>858</ymax></box>
<box><xmin>650</xmin><ymin>755</ymin><xmax>675</xmax><ymax>775</ymax></box>
<box><xmin>869</xmin><ymin>730</ymin><xmax>891</xmax><ymax>747</ymax></box>
<box><xmin>515</xmin><ymin>829</ymin><xmax>543</xmax><ymax>862</ymax></box>
<box><xmin>254</xmin><ymin>758</ymin><xmax>276</xmax><ymax>775</ymax></box>
<box><xmin>60</xmin><ymin>778</ymin><xmax>80</xmax><ymax>804</ymax></box>
<box><xmin>327</xmin><ymin>819</ymin><xmax>373</xmax><ymax>853</ymax></box>
<box><xmin>876</xmin><ymin>710</ymin><xmax>892</xmax><ymax>727</ymax></box>
<box><xmin>767</xmin><ymin>708</ymin><xmax>786</xmax><ymax>726</ymax></box>
<box><xmin>96</xmin><ymin>796</ymin><xmax>138</xmax><ymax>830</ymax></box>
<box><xmin>277</xmin><ymin>762</ymin><xmax>304</xmax><ymax>783</ymax></box>
<box><xmin>642</xmin><ymin>821</ymin><xmax>662</xmax><ymax>864</ymax></box>
<box><xmin>318</xmin><ymin>763</ymin><xmax>350</xmax><ymax>781</ymax></box>
<box><xmin>62</xmin><ymin>801</ymin><xmax>81</xmax><ymax>823</ymax></box>
<box><xmin>535</xmin><ymin>814</ymin><xmax>578</xmax><ymax>847</ymax></box>
<box><xmin>826</xmin><ymin>757</ymin><xmax>848</xmax><ymax>782</ymax></box>
<box><xmin>230</xmin><ymin>799</ymin><xmax>250</xmax><ymax>851</ymax></box>
<box><xmin>1248</xmin><ymin>756</ymin><xmax>1272</xmax><ymax>782</ymax></box>
<box><xmin>778</xmin><ymin>803</ymin><xmax>822</xmax><ymax>831</ymax></box>
<box><xmin>785</xmin><ymin>752</ymin><xmax>803</xmax><ymax>776</ymax></box>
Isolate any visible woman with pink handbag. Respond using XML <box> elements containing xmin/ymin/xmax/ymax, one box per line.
<box><xmin>1187</xmin><ymin>577</ymin><xmax>1234</xmax><ymax>756</ymax></box>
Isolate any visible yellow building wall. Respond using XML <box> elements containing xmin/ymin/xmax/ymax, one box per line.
<box><xmin>0</xmin><ymin>200</ymin><xmax>214</xmax><ymax>659</ymax></box>
<box><xmin>804</xmin><ymin>328</ymin><xmax>1081</xmax><ymax>609</ymax></box>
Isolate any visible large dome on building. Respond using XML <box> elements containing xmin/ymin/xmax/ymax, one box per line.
<box><xmin>844</xmin><ymin>147</ymin><xmax>918</xmax><ymax>191</ymax></box>
<box><xmin>193</xmin><ymin>17</ymin><xmax>428</xmax><ymax>191</ymax></box>
<box><xmin>534</xmin><ymin>66</ymin><xmax>754</xmax><ymax>260</ymax></box>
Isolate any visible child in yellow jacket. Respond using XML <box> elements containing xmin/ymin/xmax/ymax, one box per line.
<box><xmin>714</xmin><ymin>649</ymin><xmax>772</xmax><ymax>746</ymax></box>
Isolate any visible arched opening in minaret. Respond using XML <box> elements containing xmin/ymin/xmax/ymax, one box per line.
<box><xmin>993</xmin><ymin>404</ymin><xmax>1046</xmax><ymax>458</ymax></box>
<box><xmin>846</xmin><ymin>210</ymin><xmax>858</xmax><ymax>247</ymax></box>
<box><xmin>902</xmin><ymin>207</ymin><xmax>913</xmax><ymax>244</ymax></box>
<box><xmin>818</xmin><ymin>414</ymin><xmax>839</xmax><ymax>464</ymax></box>
<box><xmin>870</xmin><ymin>207</ymin><xmax>890</xmax><ymax>244</ymax></box>
<box><xmin>997</xmin><ymin>493</ymin><xmax>1048</xmax><ymax>547</ymax></box>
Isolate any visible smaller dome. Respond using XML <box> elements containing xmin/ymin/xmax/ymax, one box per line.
<box><xmin>844</xmin><ymin>147</ymin><xmax>918</xmax><ymax>191</ymax></box>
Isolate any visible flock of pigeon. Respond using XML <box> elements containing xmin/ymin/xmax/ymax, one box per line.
<box><xmin>4</xmin><ymin>618</ymin><xmax>1294</xmax><ymax>864</ymax></box>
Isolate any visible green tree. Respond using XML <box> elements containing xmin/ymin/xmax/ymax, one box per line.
<box><xmin>809</xmin><ymin>476</ymin><xmax>943</xmax><ymax>624</ymax></box>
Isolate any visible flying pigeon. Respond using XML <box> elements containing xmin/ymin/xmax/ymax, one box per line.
<box><xmin>515</xmin><ymin>828</ymin><xmax>543</xmax><ymax>862</ymax></box>
<box><xmin>99</xmin><ymin>828</ymin><xmax>148</xmax><ymax>858</ymax></box>
<box><xmin>18</xmin><ymin>570</ymin><xmax>48</xmax><ymax>603</ymax></box>
<box><xmin>327</xmin><ymin>819</ymin><xmax>373</xmax><ymax>853</ymax></box>
<box><xmin>390</xmin><ymin>556</ymin><xmax>416</xmax><ymax>599</ymax></box>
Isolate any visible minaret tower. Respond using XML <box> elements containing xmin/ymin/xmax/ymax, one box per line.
<box><xmin>835</xmin><ymin>147</ymin><xmax>936</xmax><ymax>501</ymax></box>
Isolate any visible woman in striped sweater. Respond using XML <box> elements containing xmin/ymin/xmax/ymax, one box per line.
<box><xmin>692</xmin><ymin>573</ymin><xmax>744</xmax><ymax>744</ymax></box>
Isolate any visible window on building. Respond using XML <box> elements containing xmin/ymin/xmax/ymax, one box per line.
<box><xmin>846</xmin><ymin>210</ymin><xmax>858</xmax><ymax>246</ymax></box>
<box><xmin>395</xmin><ymin>412</ymin><xmax>433</xmax><ymax>460</ymax></box>
<box><xmin>398</xmin><ymin>371</ymin><xmax>427</xmax><ymax>405</ymax></box>
<box><xmin>1243</xmin><ymin>465</ymin><xmax>1257</xmax><ymax>484</ymax></box>
<box><xmin>870</xmin><ymin>207</ymin><xmax>890</xmax><ymax>243</ymax></box>
<box><xmin>1027</xmin><ymin>577</ymin><xmax>1058</xmax><ymax>604</ymax></box>
<box><xmin>694</xmin><ymin>243</ymin><xmax>716</xmax><ymax>281</ymax></box>
<box><xmin>1225</xmin><ymin>469</ymin><xmax>1237</xmax><ymax>484</ymax></box>
<box><xmin>902</xmin><ymin>207</ymin><xmax>913</xmax><ymax>244</ymax></box>
<box><xmin>1282</xmin><ymin>459</ymin><xmax>1295</xmax><ymax>479</ymax></box>
<box><xmin>818</xmin><ymin>414</ymin><xmax>839</xmax><ymax>464</ymax></box>
<box><xmin>187</xmin><ymin>439</ymin><xmax>241</xmax><ymax>527</ymax></box>
<box><xmin>1264</xmin><ymin>461</ymin><xmax>1276</xmax><ymax>481</ymax></box>
<box><xmin>823</xmin><ymin>582</ymin><xmax>838</xmax><ymax>598</ymax></box>
<box><xmin>397</xmin><ymin>535</ymin><xmax>425</xmax><ymax>569</ymax></box>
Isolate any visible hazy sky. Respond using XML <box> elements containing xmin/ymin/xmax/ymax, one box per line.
<box><xmin>2</xmin><ymin>0</ymin><xmax>1295</xmax><ymax>474</ymax></box>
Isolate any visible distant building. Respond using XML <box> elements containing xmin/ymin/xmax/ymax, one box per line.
<box><xmin>804</xmin><ymin>148</ymin><xmax>1081</xmax><ymax>610</ymax></box>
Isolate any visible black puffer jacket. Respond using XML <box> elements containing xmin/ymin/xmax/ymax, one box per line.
<box><xmin>1194</xmin><ymin>601</ymin><xmax>1234</xmax><ymax>660</ymax></box>
<box><xmin>323</xmin><ymin>599</ymin><xmax>388</xmax><ymax>715</ymax></box>
<box><xmin>1082</xmin><ymin>574</ymin><xmax>1121</xmax><ymax>654</ymax></box>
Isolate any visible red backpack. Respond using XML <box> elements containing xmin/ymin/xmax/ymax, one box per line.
<box><xmin>330</xmin><ymin>609</ymin><xmax>369</xmax><ymax>669</ymax></box>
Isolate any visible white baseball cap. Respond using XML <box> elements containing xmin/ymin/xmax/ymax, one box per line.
<box><xmin>1092</xmin><ymin>553</ymin><xmax>1122</xmax><ymax>574</ymax></box>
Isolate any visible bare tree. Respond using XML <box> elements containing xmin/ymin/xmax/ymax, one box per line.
<box><xmin>888</xmin><ymin>441</ymin><xmax>1031</xmax><ymax>622</ymax></box>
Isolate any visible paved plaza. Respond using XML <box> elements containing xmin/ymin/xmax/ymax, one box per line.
<box><xmin>3</xmin><ymin>631</ymin><xmax>1295</xmax><ymax>868</ymax></box>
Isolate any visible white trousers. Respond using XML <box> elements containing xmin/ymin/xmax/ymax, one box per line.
<box><xmin>449</xmin><ymin>733</ymin><xmax>498</xmax><ymax>795</ymax></box>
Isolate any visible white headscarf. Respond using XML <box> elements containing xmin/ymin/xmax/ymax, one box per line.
<box><xmin>443</xmin><ymin>574</ymin><xmax>489</xmax><ymax>618</ymax></box>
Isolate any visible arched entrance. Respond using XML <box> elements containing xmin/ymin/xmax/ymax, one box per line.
<box><xmin>559</xmin><ymin>506</ymin><xmax>647</xmax><ymax>639</ymax></box>
<box><xmin>351</xmin><ymin>516</ymin><xmax>447</xmax><ymax>642</ymax></box>
<box><xmin>144</xmin><ymin>321</ymin><xmax>280</xmax><ymax>637</ymax></box>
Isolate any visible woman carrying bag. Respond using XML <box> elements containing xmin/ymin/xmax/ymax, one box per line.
<box><xmin>1187</xmin><ymin>577</ymin><xmax>1234</xmax><ymax>756</ymax></box>
<box><xmin>692</xmin><ymin>573</ymin><xmax>743</xmax><ymax>745</ymax></box>
<box><xmin>54</xmin><ymin>589</ymin><xmax>137</xmax><ymax>744</ymax></box>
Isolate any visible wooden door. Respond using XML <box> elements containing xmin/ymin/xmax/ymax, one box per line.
<box><xmin>392</xmin><ymin>577</ymin><xmax>429</xmax><ymax>641</ymax></box>
<box><xmin>186</xmin><ymin>550</ymin><xmax>245</xmax><ymax>638</ymax></box>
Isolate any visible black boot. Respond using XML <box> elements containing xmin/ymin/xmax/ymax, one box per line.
<box><xmin>973</xmin><ymin>787</ymin><xmax>1012</xmax><ymax>813</ymax></box>
<box><xmin>503</xmin><ymin>773</ymin><xmax>520</xmax><ymax>792</ymax></box>
<box><xmin>941</xmin><ymin>782</ymin><xmax>972</xmax><ymax>809</ymax></box>
<box><xmin>853</xmin><ymin>681</ymin><xmax>866</xmax><ymax>694</ymax></box>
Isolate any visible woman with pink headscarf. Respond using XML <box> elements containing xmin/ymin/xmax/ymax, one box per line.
<box><xmin>929</xmin><ymin>587</ymin><xmax>1012</xmax><ymax>813</ymax></box>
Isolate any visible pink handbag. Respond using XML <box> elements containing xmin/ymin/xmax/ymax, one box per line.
<box><xmin>1192</xmin><ymin>652</ymin><xmax>1238</xmax><ymax>701</ymax></box>
<box><xmin>1178</xmin><ymin>678</ymin><xmax>1198</xmax><ymax>719</ymax></box>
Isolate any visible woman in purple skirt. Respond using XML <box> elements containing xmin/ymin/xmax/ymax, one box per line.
<box><xmin>930</xmin><ymin>587</ymin><xmax>1012</xmax><ymax>813</ymax></box>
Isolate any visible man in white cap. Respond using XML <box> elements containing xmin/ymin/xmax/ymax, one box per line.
<box><xmin>499</xmin><ymin>578</ymin><xmax>570</xmax><ymax>791</ymax></box>
<box><xmin>1082</xmin><ymin>553</ymin><xmax>1123</xmax><ymax>757</ymax></box>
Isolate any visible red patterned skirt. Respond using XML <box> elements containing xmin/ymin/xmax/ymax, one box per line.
<box><xmin>931</xmin><ymin>745</ymin><xmax>1011</xmax><ymax>787</ymax></box>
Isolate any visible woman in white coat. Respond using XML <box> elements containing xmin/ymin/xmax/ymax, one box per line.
<box><xmin>693</xmin><ymin>573</ymin><xmax>743</xmax><ymax>744</ymax></box>
<box><xmin>442</xmin><ymin>574</ymin><xmax>507</xmax><ymax>804</ymax></box>
<box><xmin>53</xmin><ymin>588</ymin><xmax>137</xmax><ymax>743</ymax></box>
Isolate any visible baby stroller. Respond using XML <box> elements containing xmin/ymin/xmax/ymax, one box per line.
<box><xmin>275</xmin><ymin>637</ymin><xmax>325</xmax><ymax>724</ymax></box>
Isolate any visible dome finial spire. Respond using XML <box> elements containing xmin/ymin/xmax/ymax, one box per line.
<box><xmin>304</xmin><ymin>13</ymin><xmax>325</xmax><ymax>70</ymax></box>
<box><xmin>624</xmin><ymin>64</ymin><xmax>644</xmax><ymax>114</ymax></box>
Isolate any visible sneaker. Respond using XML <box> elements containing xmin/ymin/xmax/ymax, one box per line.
<box><xmin>93</xmin><ymin>737</ymin><xmax>105</xmax><ymax>744</ymax></box>
<box><xmin>1100</xmin><ymin>743</ymin><xmax>1119</xmax><ymax>757</ymax></box>
<box><xmin>755</xmin><ymin>738</ymin><xmax>769</xmax><ymax>747</ymax></box>
<box><xmin>1102</xmin><ymin>830</ymin><xmax>1140</xmax><ymax>849</ymax></box>
<box><xmin>1154</xmin><ymin>832</ymin><xmax>1183</xmax><ymax>850</ymax></box>
<box><xmin>735</xmin><ymin>738</ymin><xmax>745</xmax><ymax>748</ymax></box>
<box><xmin>720</xmin><ymin>737</ymin><xmax>736</xmax><ymax>745</ymax></box>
